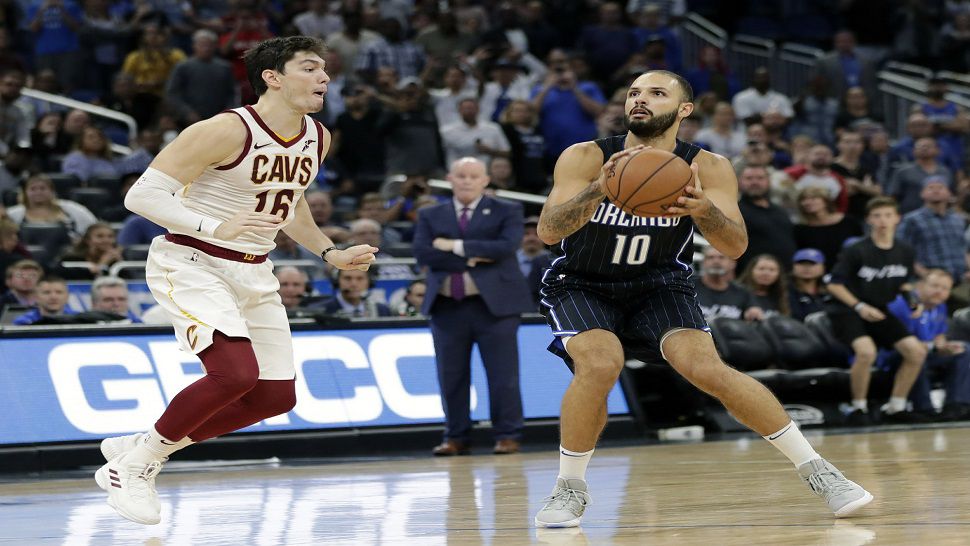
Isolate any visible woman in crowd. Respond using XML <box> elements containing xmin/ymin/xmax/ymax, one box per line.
<box><xmin>61</xmin><ymin>126</ymin><xmax>121</xmax><ymax>182</ymax></box>
<box><xmin>737</xmin><ymin>254</ymin><xmax>790</xmax><ymax>317</ymax></box>
<box><xmin>56</xmin><ymin>222</ymin><xmax>123</xmax><ymax>280</ymax></box>
<box><xmin>6</xmin><ymin>174</ymin><xmax>97</xmax><ymax>240</ymax></box>
<box><xmin>793</xmin><ymin>186</ymin><xmax>864</xmax><ymax>270</ymax></box>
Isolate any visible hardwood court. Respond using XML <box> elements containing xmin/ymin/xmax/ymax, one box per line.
<box><xmin>2</xmin><ymin>427</ymin><xmax>969</xmax><ymax>545</ymax></box>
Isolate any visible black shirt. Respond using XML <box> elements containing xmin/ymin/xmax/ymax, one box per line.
<box><xmin>831</xmin><ymin>162</ymin><xmax>877</xmax><ymax>220</ymax></box>
<box><xmin>789</xmin><ymin>286</ymin><xmax>828</xmax><ymax>321</ymax></box>
<box><xmin>335</xmin><ymin>105</ymin><xmax>386</xmax><ymax>181</ymax></box>
<box><xmin>737</xmin><ymin>195</ymin><xmax>797</xmax><ymax>272</ymax></box>
<box><xmin>793</xmin><ymin>216</ymin><xmax>864</xmax><ymax>271</ymax></box>
<box><xmin>696</xmin><ymin>281</ymin><xmax>756</xmax><ymax>321</ymax></box>
<box><xmin>827</xmin><ymin>237</ymin><xmax>915</xmax><ymax>310</ymax></box>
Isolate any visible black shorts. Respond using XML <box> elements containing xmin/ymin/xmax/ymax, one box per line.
<box><xmin>827</xmin><ymin>308</ymin><xmax>913</xmax><ymax>349</ymax></box>
<box><xmin>539</xmin><ymin>274</ymin><xmax>710</xmax><ymax>367</ymax></box>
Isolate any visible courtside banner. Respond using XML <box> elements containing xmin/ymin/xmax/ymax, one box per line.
<box><xmin>0</xmin><ymin>325</ymin><xmax>628</xmax><ymax>444</ymax></box>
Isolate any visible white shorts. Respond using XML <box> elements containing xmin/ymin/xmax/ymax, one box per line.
<box><xmin>145</xmin><ymin>235</ymin><xmax>294</xmax><ymax>380</ymax></box>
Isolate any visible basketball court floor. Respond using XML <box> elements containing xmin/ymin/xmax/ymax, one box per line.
<box><xmin>2</xmin><ymin>426</ymin><xmax>968</xmax><ymax>545</ymax></box>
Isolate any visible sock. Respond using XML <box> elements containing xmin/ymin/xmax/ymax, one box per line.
<box><xmin>558</xmin><ymin>445</ymin><xmax>594</xmax><ymax>481</ymax></box>
<box><xmin>763</xmin><ymin>420</ymin><xmax>820</xmax><ymax>467</ymax></box>
<box><xmin>851</xmin><ymin>399</ymin><xmax>868</xmax><ymax>412</ymax></box>
<box><xmin>885</xmin><ymin>396</ymin><xmax>907</xmax><ymax>414</ymax></box>
<box><xmin>123</xmin><ymin>426</ymin><xmax>194</xmax><ymax>465</ymax></box>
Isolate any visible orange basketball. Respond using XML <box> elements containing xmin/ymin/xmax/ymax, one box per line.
<box><xmin>603</xmin><ymin>148</ymin><xmax>694</xmax><ymax>217</ymax></box>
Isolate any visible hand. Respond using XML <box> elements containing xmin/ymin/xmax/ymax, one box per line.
<box><xmin>598</xmin><ymin>144</ymin><xmax>647</xmax><ymax>193</ymax></box>
<box><xmin>325</xmin><ymin>244</ymin><xmax>378</xmax><ymax>271</ymax></box>
<box><xmin>433</xmin><ymin>238</ymin><xmax>456</xmax><ymax>252</ymax></box>
<box><xmin>100</xmin><ymin>246</ymin><xmax>123</xmax><ymax>265</ymax></box>
<box><xmin>213</xmin><ymin>211</ymin><xmax>282</xmax><ymax>240</ymax></box>
<box><xmin>910</xmin><ymin>303</ymin><xmax>924</xmax><ymax>319</ymax></box>
<box><xmin>466</xmin><ymin>257</ymin><xmax>494</xmax><ymax>267</ymax></box>
<box><xmin>743</xmin><ymin>306</ymin><xmax>765</xmax><ymax>321</ymax></box>
<box><xmin>942</xmin><ymin>341</ymin><xmax>966</xmax><ymax>355</ymax></box>
<box><xmin>857</xmin><ymin>303</ymin><xmax>886</xmax><ymax>322</ymax></box>
<box><xmin>662</xmin><ymin>163</ymin><xmax>712</xmax><ymax>218</ymax></box>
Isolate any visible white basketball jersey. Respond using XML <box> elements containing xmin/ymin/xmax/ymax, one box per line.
<box><xmin>176</xmin><ymin>105</ymin><xmax>325</xmax><ymax>254</ymax></box>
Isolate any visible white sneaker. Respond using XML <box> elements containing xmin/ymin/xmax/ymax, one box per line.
<box><xmin>100</xmin><ymin>433</ymin><xmax>144</xmax><ymax>461</ymax></box>
<box><xmin>94</xmin><ymin>455</ymin><xmax>163</xmax><ymax>525</ymax></box>
<box><xmin>534</xmin><ymin>478</ymin><xmax>591</xmax><ymax>528</ymax></box>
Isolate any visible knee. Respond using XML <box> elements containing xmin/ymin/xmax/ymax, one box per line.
<box><xmin>220</xmin><ymin>367</ymin><xmax>261</xmax><ymax>396</ymax></box>
<box><xmin>900</xmin><ymin>342</ymin><xmax>928</xmax><ymax>365</ymax></box>
<box><xmin>853</xmin><ymin>348</ymin><xmax>877</xmax><ymax>366</ymax></box>
<box><xmin>571</xmin><ymin>348</ymin><xmax>624</xmax><ymax>391</ymax></box>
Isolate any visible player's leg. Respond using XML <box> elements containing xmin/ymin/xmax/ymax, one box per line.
<box><xmin>663</xmin><ymin>329</ymin><xmax>873</xmax><ymax>516</ymax></box>
<box><xmin>559</xmin><ymin>329</ymin><xmax>624</xmax><ymax>453</ymax></box>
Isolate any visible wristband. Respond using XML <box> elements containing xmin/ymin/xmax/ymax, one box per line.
<box><xmin>853</xmin><ymin>302</ymin><xmax>866</xmax><ymax>312</ymax></box>
<box><xmin>321</xmin><ymin>246</ymin><xmax>338</xmax><ymax>263</ymax></box>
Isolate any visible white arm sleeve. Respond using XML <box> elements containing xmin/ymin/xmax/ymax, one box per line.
<box><xmin>124</xmin><ymin>167</ymin><xmax>223</xmax><ymax>237</ymax></box>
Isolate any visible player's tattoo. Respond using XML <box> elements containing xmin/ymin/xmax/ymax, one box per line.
<box><xmin>539</xmin><ymin>183</ymin><xmax>604</xmax><ymax>241</ymax></box>
<box><xmin>694</xmin><ymin>203</ymin><xmax>746</xmax><ymax>243</ymax></box>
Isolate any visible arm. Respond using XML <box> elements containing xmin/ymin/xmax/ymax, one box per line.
<box><xmin>461</xmin><ymin>202</ymin><xmax>524</xmax><ymax>259</ymax></box>
<box><xmin>413</xmin><ymin>209</ymin><xmax>468</xmax><ymax>272</ymax></box>
<box><xmin>573</xmin><ymin>83</ymin><xmax>605</xmax><ymax>118</ymax></box>
<box><xmin>828</xmin><ymin>282</ymin><xmax>887</xmax><ymax>321</ymax></box>
<box><xmin>663</xmin><ymin>152</ymin><xmax>748</xmax><ymax>259</ymax></box>
<box><xmin>537</xmin><ymin>142</ymin><xmax>644</xmax><ymax>245</ymax></box>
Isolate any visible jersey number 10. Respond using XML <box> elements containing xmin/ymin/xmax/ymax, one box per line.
<box><xmin>610</xmin><ymin>234</ymin><xmax>651</xmax><ymax>265</ymax></box>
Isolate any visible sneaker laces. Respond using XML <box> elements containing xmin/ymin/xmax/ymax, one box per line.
<box><xmin>807</xmin><ymin>469</ymin><xmax>855</xmax><ymax>499</ymax></box>
<box><xmin>541</xmin><ymin>487</ymin><xmax>591</xmax><ymax>513</ymax></box>
<box><xmin>127</xmin><ymin>461</ymin><xmax>162</xmax><ymax>502</ymax></box>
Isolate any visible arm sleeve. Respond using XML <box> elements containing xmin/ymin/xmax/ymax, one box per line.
<box><xmin>828</xmin><ymin>243</ymin><xmax>857</xmax><ymax>285</ymax></box>
<box><xmin>123</xmin><ymin>167</ymin><xmax>222</xmax><ymax>237</ymax></box>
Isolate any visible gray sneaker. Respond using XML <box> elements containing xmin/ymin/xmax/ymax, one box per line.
<box><xmin>798</xmin><ymin>458</ymin><xmax>873</xmax><ymax>517</ymax></box>
<box><xmin>534</xmin><ymin>478</ymin><xmax>591</xmax><ymax>528</ymax></box>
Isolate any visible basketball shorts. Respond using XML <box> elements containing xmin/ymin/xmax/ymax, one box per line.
<box><xmin>539</xmin><ymin>274</ymin><xmax>710</xmax><ymax>367</ymax></box>
<box><xmin>827</xmin><ymin>307</ymin><xmax>912</xmax><ymax>350</ymax></box>
<box><xmin>145</xmin><ymin>234</ymin><xmax>295</xmax><ymax>380</ymax></box>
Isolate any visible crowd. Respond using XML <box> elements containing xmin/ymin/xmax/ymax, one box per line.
<box><xmin>0</xmin><ymin>1</ymin><xmax>969</xmax><ymax>422</ymax></box>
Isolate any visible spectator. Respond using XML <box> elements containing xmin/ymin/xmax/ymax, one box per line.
<box><xmin>793</xmin><ymin>187</ymin><xmax>864</xmax><ymax>271</ymax></box>
<box><xmin>499</xmin><ymin>99</ymin><xmax>546</xmax><ymax>193</ymax></box>
<box><xmin>12</xmin><ymin>275</ymin><xmax>75</xmax><ymax>325</ymax></box>
<box><xmin>376</xmin><ymin>78</ymin><xmax>445</xmax><ymax>178</ymax></box>
<box><xmin>292</xmin><ymin>0</ymin><xmax>343</xmax><ymax>39</ymax></box>
<box><xmin>441</xmin><ymin>97</ymin><xmax>511</xmax><ymax>168</ymax></box>
<box><xmin>384</xmin><ymin>173</ymin><xmax>440</xmax><ymax>225</ymax></box>
<box><xmin>355</xmin><ymin>17</ymin><xmax>426</xmax><ymax>82</ymax></box>
<box><xmin>317</xmin><ymin>268</ymin><xmax>392</xmax><ymax>318</ymax></box>
<box><xmin>781</xmin><ymin>145</ymin><xmax>849</xmax><ymax>214</ymax></box>
<box><xmin>867</xmin><ymin>128</ymin><xmax>894</xmax><ymax>188</ymax></box>
<box><xmin>0</xmin><ymin>28</ymin><xmax>26</xmax><ymax>76</ymax></box>
<box><xmin>813</xmin><ymin>30</ymin><xmax>879</xmax><ymax>101</ymax></box>
<box><xmin>479</xmin><ymin>57</ymin><xmax>540</xmax><ymax>125</ymax></box>
<box><xmin>736</xmin><ymin>165</ymin><xmax>797</xmax><ymax>272</ymax></box>
<box><xmin>578</xmin><ymin>2</ymin><xmax>639</xmax><ymax>83</ymax></box>
<box><xmin>675</xmin><ymin>115</ymin><xmax>709</xmax><ymax>150</ymax></box>
<box><xmin>519</xmin><ymin>0</ymin><xmax>559</xmax><ymax>60</ymax></box>
<box><xmin>6</xmin><ymin>173</ymin><xmax>96</xmax><ymax>239</ymax></box>
<box><xmin>121</xmin><ymin>23</ymin><xmax>186</xmax><ymax>98</ymax></box>
<box><xmin>324</xmin><ymin>7</ymin><xmax>382</xmax><ymax>71</ymax></box>
<box><xmin>695</xmin><ymin>246</ymin><xmax>764</xmax><ymax>322</ymax></box>
<box><xmin>832</xmin><ymin>130</ymin><xmax>881</xmax><ymax>219</ymax></box>
<box><xmin>219</xmin><ymin>0</ymin><xmax>275</xmax><ymax>104</ymax></box>
<box><xmin>631</xmin><ymin>4</ymin><xmax>682</xmax><ymax>72</ymax></box>
<box><xmin>920</xmin><ymin>78</ymin><xmax>968</xmax><ymax>172</ymax></box>
<box><xmin>101</xmin><ymin>72</ymin><xmax>159</xmax><ymax>131</ymax></box>
<box><xmin>888</xmin><ymin>137</ymin><xmax>955</xmax><ymax>214</ymax></box>
<box><xmin>356</xmin><ymin>192</ymin><xmax>402</xmax><ymax>244</ymax></box>
<box><xmin>737</xmin><ymin>254</ymin><xmax>790</xmax><ymax>317</ymax></box>
<box><xmin>394</xmin><ymin>279</ymin><xmax>426</xmax><ymax>316</ymax></box>
<box><xmin>304</xmin><ymin>190</ymin><xmax>350</xmax><ymax>242</ymax></box>
<box><xmin>685</xmin><ymin>45</ymin><xmax>740</xmax><ymax>102</ymax></box>
<box><xmin>0</xmin><ymin>69</ymin><xmax>31</xmax><ymax>155</ymax></box>
<box><xmin>886</xmin><ymin>270</ymin><xmax>970</xmax><ymax>420</ymax></box>
<box><xmin>414</xmin><ymin>10</ymin><xmax>476</xmax><ymax>71</ymax></box>
<box><xmin>825</xmin><ymin>197</ymin><xmax>926</xmax><ymax>425</ymax></box>
<box><xmin>889</xmin><ymin>112</ymin><xmax>961</xmax><ymax>176</ymax></box>
<box><xmin>27</xmin><ymin>0</ymin><xmax>84</xmax><ymax>91</ymax></box>
<box><xmin>332</xmin><ymin>84</ymin><xmax>385</xmax><ymax>193</ymax></box>
<box><xmin>0</xmin><ymin>144</ymin><xmax>34</xmax><ymax>191</ymax></box>
<box><xmin>413</xmin><ymin>156</ymin><xmax>530</xmax><ymax>456</ymax></box>
<box><xmin>269</xmin><ymin>231</ymin><xmax>325</xmax><ymax>280</ymax></box>
<box><xmin>90</xmin><ymin>275</ymin><xmax>142</xmax><ymax>322</ymax></box>
<box><xmin>897</xmin><ymin>178</ymin><xmax>968</xmax><ymax>280</ymax></box>
<box><xmin>487</xmin><ymin>156</ymin><xmax>515</xmax><ymax>190</ymax></box>
<box><xmin>834</xmin><ymin>87</ymin><xmax>882</xmax><ymax>135</ymax></box>
<box><xmin>275</xmin><ymin>265</ymin><xmax>312</xmax><ymax>311</ymax></box>
<box><xmin>55</xmin><ymin>222</ymin><xmax>121</xmax><ymax>280</ymax></box>
<box><xmin>0</xmin><ymin>259</ymin><xmax>42</xmax><ymax>308</ymax></box>
<box><xmin>348</xmin><ymin>218</ymin><xmax>414</xmax><ymax>278</ymax></box>
<box><xmin>165</xmin><ymin>29</ymin><xmax>236</xmax><ymax>124</ymax></box>
<box><xmin>694</xmin><ymin>102</ymin><xmax>745</xmax><ymax>159</ymax></box>
<box><xmin>794</xmin><ymin>75</ymin><xmax>840</xmax><ymax>147</ymax></box>
<box><xmin>116</xmin><ymin>127</ymin><xmax>162</xmax><ymax>176</ymax></box>
<box><xmin>788</xmin><ymin>248</ymin><xmax>829</xmax><ymax>321</ymax></box>
<box><xmin>517</xmin><ymin>215</ymin><xmax>550</xmax><ymax>278</ymax></box>
<box><xmin>318</xmin><ymin>50</ymin><xmax>349</xmax><ymax>125</ymax></box>
<box><xmin>30</xmin><ymin>112</ymin><xmax>71</xmax><ymax>168</ymax></box>
<box><xmin>940</xmin><ymin>12</ymin><xmax>970</xmax><ymax>72</ymax></box>
<box><xmin>531</xmin><ymin>49</ymin><xmax>605</xmax><ymax>166</ymax></box>
<box><xmin>731</xmin><ymin>67</ymin><xmax>794</xmax><ymax>125</ymax></box>
<box><xmin>429</xmin><ymin>65</ymin><xmax>476</xmax><ymax>130</ymax></box>
<box><xmin>61</xmin><ymin>126</ymin><xmax>120</xmax><ymax>182</ymax></box>
<box><xmin>79</xmin><ymin>0</ymin><xmax>128</xmax><ymax>96</ymax></box>
<box><xmin>597</xmin><ymin>100</ymin><xmax>626</xmax><ymax>139</ymax></box>
<box><xmin>0</xmin><ymin>219</ymin><xmax>32</xmax><ymax>283</ymax></box>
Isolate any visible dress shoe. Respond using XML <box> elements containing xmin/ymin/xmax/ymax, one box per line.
<box><xmin>432</xmin><ymin>440</ymin><xmax>470</xmax><ymax>456</ymax></box>
<box><xmin>493</xmin><ymin>439</ymin><xmax>520</xmax><ymax>454</ymax></box>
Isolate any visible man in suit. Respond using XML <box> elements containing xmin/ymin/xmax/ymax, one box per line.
<box><xmin>414</xmin><ymin>157</ymin><xmax>533</xmax><ymax>456</ymax></box>
<box><xmin>812</xmin><ymin>30</ymin><xmax>878</xmax><ymax>103</ymax></box>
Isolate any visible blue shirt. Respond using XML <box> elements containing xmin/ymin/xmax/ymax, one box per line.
<box><xmin>26</xmin><ymin>1</ymin><xmax>83</xmax><ymax>55</ymax></box>
<box><xmin>117</xmin><ymin>215</ymin><xmax>166</xmax><ymax>246</ymax></box>
<box><xmin>532</xmin><ymin>82</ymin><xmax>605</xmax><ymax>159</ymax></box>
<box><xmin>13</xmin><ymin>305</ymin><xmax>77</xmax><ymax>325</ymax></box>
<box><xmin>839</xmin><ymin>54</ymin><xmax>861</xmax><ymax>88</ymax></box>
<box><xmin>887</xmin><ymin>295</ymin><xmax>947</xmax><ymax>342</ymax></box>
<box><xmin>897</xmin><ymin>207</ymin><xmax>968</xmax><ymax>279</ymax></box>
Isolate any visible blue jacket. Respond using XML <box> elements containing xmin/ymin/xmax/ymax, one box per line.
<box><xmin>413</xmin><ymin>196</ymin><xmax>533</xmax><ymax>317</ymax></box>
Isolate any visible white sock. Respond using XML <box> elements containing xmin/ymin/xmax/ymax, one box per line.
<box><xmin>122</xmin><ymin>426</ymin><xmax>194</xmax><ymax>465</ymax></box>
<box><xmin>885</xmin><ymin>397</ymin><xmax>907</xmax><ymax>414</ymax></box>
<box><xmin>851</xmin><ymin>399</ymin><xmax>868</xmax><ymax>412</ymax></box>
<box><xmin>763</xmin><ymin>421</ymin><xmax>820</xmax><ymax>467</ymax></box>
<box><xmin>558</xmin><ymin>445</ymin><xmax>594</xmax><ymax>481</ymax></box>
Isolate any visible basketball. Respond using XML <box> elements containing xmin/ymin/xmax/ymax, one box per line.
<box><xmin>604</xmin><ymin>148</ymin><xmax>694</xmax><ymax>217</ymax></box>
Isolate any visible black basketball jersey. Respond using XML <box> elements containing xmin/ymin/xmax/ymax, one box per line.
<box><xmin>547</xmin><ymin>135</ymin><xmax>701</xmax><ymax>282</ymax></box>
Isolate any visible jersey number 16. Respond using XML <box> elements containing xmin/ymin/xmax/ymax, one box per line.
<box><xmin>255</xmin><ymin>189</ymin><xmax>295</xmax><ymax>218</ymax></box>
<box><xmin>610</xmin><ymin>234</ymin><xmax>651</xmax><ymax>265</ymax></box>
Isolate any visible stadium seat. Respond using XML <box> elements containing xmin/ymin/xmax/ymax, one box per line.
<box><xmin>2</xmin><ymin>188</ymin><xmax>17</xmax><ymax>207</ymax></box>
<box><xmin>949</xmin><ymin>307</ymin><xmax>970</xmax><ymax>342</ymax></box>
<box><xmin>122</xmin><ymin>245</ymin><xmax>151</xmax><ymax>261</ymax></box>
<box><xmin>804</xmin><ymin>312</ymin><xmax>852</xmax><ymax>367</ymax></box>
<box><xmin>23</xmin><ymin>245</ymin><xmax>52</xmax><ymax>269</ymax></box>
<box><xmin>19</xmin><ymin>223</ymin><xmax>71</xmax><ymax>257</ymax></box>
<box><xmin>758</xmin><ymin>315</ymin><xmax>831</xmax><ymax>370</ymax></box>
<box><xmin>86</xmin><ymin>175</ymin><xmax>122</xmax><ymax>196</ymax></box>
<box><xmin>68</xmin><ymin>187</ymin><xmax>114</xmax><ymax>219</ymax></box>
<box><xmin>709</xmin><ymin>317</ymin><xmax>777</xmax><ymax>371</ymax></box>
<box><xmin>47</xmin><ymin>173</ymin><xmax>81</xmax><ymax>197</ymax></box>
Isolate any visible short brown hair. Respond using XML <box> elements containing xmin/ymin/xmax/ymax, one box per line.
<box><xmin>5</xmin><ymin>259</ymin><xmax>42</xmax><ymax>279</ymax></box>
<box><xmin>243</xmin><ymin>36</ymin><xmax>327</xmax><ymax>96</ymax></box>
<box><xmin>865</xmin><ymin>196</ymin><xmax>898</xmax><ymax>216</ymax></box>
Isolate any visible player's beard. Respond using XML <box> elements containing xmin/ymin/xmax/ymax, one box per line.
<box><xmin>625</xmin><ymin>109</ymin><xmax>679</xmax><ymax>139</ymax></box>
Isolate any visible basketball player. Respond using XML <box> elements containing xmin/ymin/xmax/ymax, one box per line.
<box><xmin>93</xmin><ymin>36</ymin><xmax>377</xmax><ymax>525</ymax></box>
<box><xmin>533</xmin><ymin>71</ymin><xmax>872</xmax><ymax>527</ymax></box>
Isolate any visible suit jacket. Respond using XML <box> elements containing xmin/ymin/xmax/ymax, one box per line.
<box><xmin>413</xmin><ymin>196</ymin><xmax>533</xmax><ymax>317</ymax></box>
